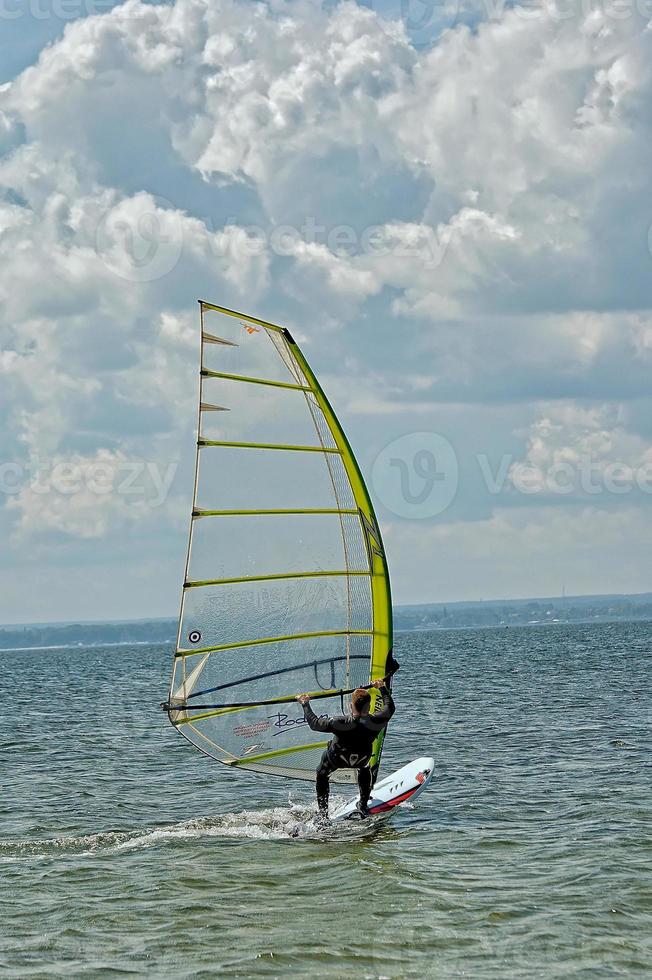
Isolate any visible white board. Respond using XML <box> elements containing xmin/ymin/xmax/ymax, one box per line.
<box><xmin>331</xmin><ymin>756</ymin><xmax>434</xmax><ymax>822</ymax></box>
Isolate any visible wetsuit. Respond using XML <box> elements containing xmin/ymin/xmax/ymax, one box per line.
<box><xmin>302</xmin><ymin>685</ymin><xmax>395</xmax><ymax>816</ymax></box>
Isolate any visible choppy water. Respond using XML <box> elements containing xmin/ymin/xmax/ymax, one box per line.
<box><xmin>1</xmin><ymin>621</ymin><xmax>650</xmax><ymax>978</ymax></box>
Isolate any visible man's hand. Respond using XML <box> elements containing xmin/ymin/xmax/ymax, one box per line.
<box><xmin>370</xmin><ymin>678</ymin><xmax>387</xmax><ymax>690</ymax></box>
<box><xmin>296</xmin><ymin>693</ymin><xmax>311</xmax><ymax>705</ymax></box>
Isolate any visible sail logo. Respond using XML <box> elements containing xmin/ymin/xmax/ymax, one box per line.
<box><xmin>233</xmin><ymin>720</ymin><xmax>271</xmax><ymax>739</ymax></box>
<box><xmin>360</xmin><ymin>510</ymin><xmax>385</xmax><ymax>563</ymax></box>
<box><xmin>269</xmin><ymin>711</ymin><xmax>309</xmax><ymax>736</ymax></box>
<box><xmin>241</xmin><ymin>322</ymin><xmax>261</xmax><ymax>335</ymax></box>
<box><xmin>267</xmin><ymin>710</ymin><xmax>331</xmax><ymax>736</ymax></box>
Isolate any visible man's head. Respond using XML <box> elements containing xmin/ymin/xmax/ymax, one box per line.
<box><xmin>351</xmin><ymin>688</ymin><xmax>371</xmax><ymax>717</ymax></box>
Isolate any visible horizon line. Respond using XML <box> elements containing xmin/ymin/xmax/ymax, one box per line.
<box><xmin>1</xmin><ymin>589</ymin><xmax>651</xmax><ymax>630</ymax></box>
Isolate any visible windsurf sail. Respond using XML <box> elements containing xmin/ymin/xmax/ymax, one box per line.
<box><xmin>165</xmin><ymin>301</ymin><xmax>393</xmax><ymax>782</ymax></box>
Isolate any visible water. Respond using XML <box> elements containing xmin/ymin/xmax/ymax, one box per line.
<box><xmin>1</xmin><ymin>621</ymin><xmax>650</xmax><ymax>978</ymax></box>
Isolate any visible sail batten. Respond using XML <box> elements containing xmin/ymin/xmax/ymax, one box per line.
<box><xmin>175</xmin><ymin>628</ymin><xmax>375</xmax><ymax>658</ymax></box>
<box><xmin>198</xmin><ymin>438</ymin><xmax>342</xmax><ymax>453</ymax></box>
<box><xmin>201</xmin><ymin>368</ymin><xmax>311</xmax><ymax>391</ymax></box>
<box><xmin>184</xmin><ymin>570</ymin><xmax>371</xmax><ymax>589</ymax></box>
<box><xmin>227</xmin><ymin>743</ymin><xmax>331</xmax><ymax>766</ymax></box>
<box><xmin>167</xmin><ymin>302</ymin><xmax>393</xmax><ymax>782</ymax></box>
<box><xmin>192</xmin><ymin>508</ymin><xmax>359</xmax><ymax>518</ymax></box>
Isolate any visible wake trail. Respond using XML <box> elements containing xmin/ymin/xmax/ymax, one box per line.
<box><xmin>0</xmin><ymin>798</ymin><xmax>384</xmax><ymax>862</ymax></box>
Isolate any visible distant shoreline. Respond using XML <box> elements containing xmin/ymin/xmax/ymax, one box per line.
<box><xmin>395</xmin><ymin>615</ymin><xmax>652</xmax><ymax>632</ymax></box>
<box><xmin>0</xmin><ymin>640</ymin><xmax>165</xmax><ymax>653</ymax></box>
<box><xmin>1</xmin><ymin>593</ymin><xmax>651</xmax><ymax>651</ymax></box>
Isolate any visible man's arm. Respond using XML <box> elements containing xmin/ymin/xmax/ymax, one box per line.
<box><xmin>296</xmin><ymin>695</ymin><xmax>336</xmax><ymax>733</ymax></box>
<box><xmin>370</xmin><ymin>679</ymin><xmax>395</xmax><ymax>723</ymax></box>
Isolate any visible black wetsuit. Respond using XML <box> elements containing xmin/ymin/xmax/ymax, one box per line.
<box><xmin>302</xmin><ymin>686</ymin><xmax>396</xmax><ymax>815</ymax></box>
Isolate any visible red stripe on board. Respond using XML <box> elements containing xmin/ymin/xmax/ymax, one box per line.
<box><xmin>368</xmin><ymin>784</ymin><xmax>419</xmax><ymax>814</ymax></box>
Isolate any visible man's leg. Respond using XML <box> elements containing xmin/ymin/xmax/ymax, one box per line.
<box><xmin>357</xmin><ymin>766</ymin><xmax>372</xmax><ymax>813</ymax></box>
<box><xmin>316</xmin><ymin>750</ymin><xmax>337</xmax><ymax>818</ymax></box>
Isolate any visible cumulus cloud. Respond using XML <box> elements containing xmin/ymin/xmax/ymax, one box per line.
<box><xmin>509</xmin><ymin>401</ymin><xmax>652</xmax><ymax>499</ymax></box>
<box><xmin>5</xmin><ymin>447</ymin><xmax>179</xmax><ymax>539</ymax></box>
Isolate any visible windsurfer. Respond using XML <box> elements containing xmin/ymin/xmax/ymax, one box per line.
<box><xmin>296</xmin><ymin>677</ymin><xmax>396</xmax><ymax>820</ymax></box>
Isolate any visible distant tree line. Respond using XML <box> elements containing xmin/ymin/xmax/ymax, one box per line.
<box><xmin>393</xmin><ymin>595</ymin><xmax>652</xmax><ymax>631</ymax></box>
<box><xmin>0</xmin><ymin>619</ymin><xmax>177</xmax><ymax>650</ymax></box>
<box><xmin>1</xmin><ymin>594</ymin><xmax>651</xmax><ymax>649</ymax></box>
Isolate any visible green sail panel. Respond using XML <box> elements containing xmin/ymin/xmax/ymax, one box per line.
<box><xmin>166</xmin><ymin>301</ymin><xmax>393</xmax><ymax>782</ymax></box>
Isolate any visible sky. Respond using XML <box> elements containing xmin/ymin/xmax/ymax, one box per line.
<box><xmin>1</xmin><ymin>0</ymin><xmax>651</xmax><ymax>623</ymax></box>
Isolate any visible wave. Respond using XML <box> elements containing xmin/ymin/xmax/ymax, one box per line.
<box><xmin>0</xmin><ymin>799</ymin><xmax>389</xmax><ymax>861</ymax></box>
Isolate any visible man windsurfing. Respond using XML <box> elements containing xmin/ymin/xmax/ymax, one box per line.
<box><xmin>296</xmin><ymin>668</ymin><xmax>398</xmax><ymax>821</ymax></box>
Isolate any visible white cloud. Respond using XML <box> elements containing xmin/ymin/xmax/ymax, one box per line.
<box><xmin>509</xmin><ymin>400</ymin><xmax>652</xmax><ymax>496</ymax></box>
<box><xmin>6</xmin><ymin>447</ymin><xmax>180</xmax><ymax>540</ymax></box>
